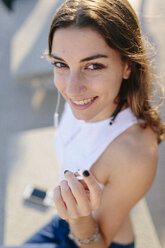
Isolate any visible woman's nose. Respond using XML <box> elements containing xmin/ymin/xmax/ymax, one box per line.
<box><xmin>65</xmin><ymin>72</ymin><xmax>87</xmax><ymax>97</ymax></box>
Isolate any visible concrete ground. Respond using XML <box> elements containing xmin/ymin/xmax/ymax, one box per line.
<box><xmin>0</xmin><ymin>0</ymin><xmax>165</xmax><ymax>247</ymax></box>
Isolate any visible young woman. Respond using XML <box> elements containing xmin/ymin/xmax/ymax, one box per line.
<box><xmin>25</xmin><ymin>0</ymin><xmax>164</xmax><ymax>247</ymax></box>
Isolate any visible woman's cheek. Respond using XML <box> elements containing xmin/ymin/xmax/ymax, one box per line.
<box><xmin>54</xmin><ymin>74</ymin><xmax>66</xmax><ymax>93</ymax></box>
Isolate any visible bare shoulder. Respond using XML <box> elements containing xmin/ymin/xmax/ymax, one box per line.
<box><xmin>93</xmin><ymin>123</ymin><xmax>158</xmax><ymax>188</ymax></box>
<box><xmin>112</xmin><ymin>124</ymin><xmax>157</xmax><ymax>163</ymax></box>
<box><xmin>105</xmin><ymin>124</ymin><xmax>158</xmax><ymax>188</ymax></box>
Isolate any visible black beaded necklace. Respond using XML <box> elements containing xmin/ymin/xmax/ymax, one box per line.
<box><xmin>109</xmin><ymin>100</ymin><xmax>126</xmax><ymax>125</ymax></box>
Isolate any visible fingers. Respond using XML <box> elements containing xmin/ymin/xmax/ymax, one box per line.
<box><xmin>54</xmin><ymin>170</ymin><xmax>102</xmax><ymax>220</ymax></box>
<box><xmin>82</xmin><ymin>170</ymin><xmax>102</xmax><ymax>210</ymax></box>
<box><xmin>54</xmin><ymin>180</ymin><xmax>79</xmax><ymax>219</ymax></box>
<box><xmin>54</xmin><ymin>185</ymin><xmax>68</xmax><ymax>220</ymax></box>
<box><xmin>54</xmin><ymin>178</ymin><xmax>89</xmax><ymax>220</ymax></box>
<box><xmin>64</xmin><ymin>171</ymin><xmax>91</xmax><ymax>216</ymax></box>
<box><xmin>64</xmin><ymin>170</ymin><xmax>102</xmax><ymax>211</ymax></box>
<box><xmin>60</xmin><ymin>180</ymin><xmax>79</xmax><ymax>218</ymax></box>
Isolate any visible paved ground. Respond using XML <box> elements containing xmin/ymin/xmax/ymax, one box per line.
<box><xmin>139</xmin><ymin>1</ymin><xmax>165</xmax><ymax>246</ymax></box>
<box><xmin>0</xmin><ymin>0</ymin><xmax>60</xmax><ymax>244</ymax></box>
<box><xmin>0</xmin><ymin>0</ymin><xmax>165</xmax><ymax>247</ymax></box>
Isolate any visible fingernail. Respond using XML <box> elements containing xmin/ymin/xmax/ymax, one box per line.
<box><xmin>64</xmin><ymin>170</ymin><xmax>69</xmax><ymax>174</ymax></box>
<box><xmin>83</xmin><ymin>170</ymin><xmax>90</xmax><ymax>177</ymax></box>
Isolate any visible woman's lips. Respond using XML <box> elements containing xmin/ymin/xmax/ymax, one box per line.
<box><xmin>70</xmin><ymin>96</ymin><xmax>98</xmax><ymax>110</ymax></box>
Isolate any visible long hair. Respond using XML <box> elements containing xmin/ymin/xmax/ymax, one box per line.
<box><xmin>48</xmin><ymin>0</ymin><xmax>165</xmax><ymax>143</ymax></box>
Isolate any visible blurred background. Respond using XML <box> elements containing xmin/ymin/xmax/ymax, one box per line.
<box><xmin>0</xmin><ymin>0</ymin><xmax>165</xmax><ymax>247</ymax></box>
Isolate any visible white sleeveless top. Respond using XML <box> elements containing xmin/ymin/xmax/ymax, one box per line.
<box><xmin>55</xmin><ymin>103</ymin><xmax>138</xmax><ymax>180</ymax></box>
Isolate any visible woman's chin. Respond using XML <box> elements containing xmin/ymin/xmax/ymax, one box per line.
<box><xmin>71</xmin><ymin>110</ymin><xmax>94</xmax><ymax>122</ymax></box>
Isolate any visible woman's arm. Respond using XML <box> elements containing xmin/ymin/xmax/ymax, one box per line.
<box><xmin>54</xmin><ymin>130</ymin><xmax>158</xmax><ymax>247</ymax></box>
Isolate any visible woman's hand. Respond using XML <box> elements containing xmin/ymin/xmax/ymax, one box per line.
<box><xmin>54</xmin><ymin>170</ymin><xmax>102</xmax><ymax>221</ymax></box>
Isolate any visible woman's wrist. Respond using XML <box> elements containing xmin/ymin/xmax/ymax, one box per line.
<box><xmin>68</xmin><ymin>214</ymin><xmax>104</xmax><ymax>247</ymax></box>
<box><xmin>69</xmin><ymin>214</ymin><xmax>96</xmax><ymax>239</ymax></box>
<box><xmin>69</xmin><ymin>218</ymin><xmax>101</xmax><ymax>246</ymax></box>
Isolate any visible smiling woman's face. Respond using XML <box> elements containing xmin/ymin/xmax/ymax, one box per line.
<box><xmin>51</xmin><ymin>26</ymin><xmax>131</xmax><ymax>122</ymax></box>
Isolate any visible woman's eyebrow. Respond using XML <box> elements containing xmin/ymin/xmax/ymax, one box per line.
<box><xmin>50</xmin><ymin>53</ymin><xmax>108</xmax><ymax>62</ymax></box>
<box><xmin>50</xmin><ymin>54</ymin><xmax>65</xmax><ymax>61</ymax></box>
<box><xmin>80</xmin><ymin>54</ymin><xmax>108</xmax><ymax>62</ymax></box>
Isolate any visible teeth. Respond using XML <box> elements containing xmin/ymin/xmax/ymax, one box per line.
<box><xmin>72</xmin><ymin>97</ymin><xmax>94</xmax><ymax>105</ymax></box>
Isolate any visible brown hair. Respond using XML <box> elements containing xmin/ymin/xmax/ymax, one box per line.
<box><xmin>48</xmin><ymin>0</ymin><xmax>165</xmax><ymax>143</ymax></box>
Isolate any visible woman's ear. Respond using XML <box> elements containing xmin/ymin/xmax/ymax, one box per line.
<box><xmin>123</xmin><ymin>61</ymin><xmax>132</xmax><ymax>79</ymax></box>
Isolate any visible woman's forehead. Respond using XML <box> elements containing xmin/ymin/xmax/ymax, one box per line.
<box><xmin>52</xmin><ymin>26</ymin><xmax>105</xmax><ymax>46</ymax></box>
<box><xmin>51</xmin><ymin>26</ymin><xmax>118</xmax><ymax>60</ymax></box>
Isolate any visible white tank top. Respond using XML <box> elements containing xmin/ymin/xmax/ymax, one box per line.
<box><xmin>55</xmin><ymin>103</ymin><xmax>138</xmax><ymax>180</ymax></box>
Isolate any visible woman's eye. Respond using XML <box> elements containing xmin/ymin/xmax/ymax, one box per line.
<box><xmin>52</xmin><ymin>62</ymin><xmax>68</xmax><ymax>69</ymax></box>
<box><xmin>86</xmin><ymin>63</ymin><xmax>105</xmax><ymax>71</ymax></box>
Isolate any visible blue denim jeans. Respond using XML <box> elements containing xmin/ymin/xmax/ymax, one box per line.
<box><xmin>24</xmin><ymin>215</ymin><xmax>135</xmax><ymax>248</ymax></box>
